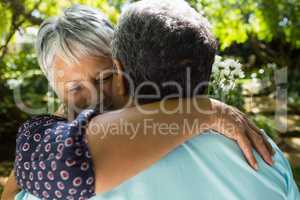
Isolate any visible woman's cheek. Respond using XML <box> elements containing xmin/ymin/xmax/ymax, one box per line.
<box><xmin>74</xmin><ymin>89</ymin><xmax>99</xmax><ymax>110</ymax></box>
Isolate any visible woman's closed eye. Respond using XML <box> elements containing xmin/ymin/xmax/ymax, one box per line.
<box><xmin>95</xmin><ymin>73</ymin><xmax>113</xmax><ymax>84</ymax></box>
<box><xmin>66</xmin><ymin>82</ymin><xmax>83</xmax><ymax>92</ymax></box>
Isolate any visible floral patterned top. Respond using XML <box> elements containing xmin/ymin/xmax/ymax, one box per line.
<box><xmin>14</xmin><ymin>109</ymin><xmax>97</xmax><ymax>200</ymax></box>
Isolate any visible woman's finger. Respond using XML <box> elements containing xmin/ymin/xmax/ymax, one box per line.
<box><xmin>246</xmin><ymin>124</ymin><xmax>273</xmax><ymax>166</ymax></box>
<box><xmin>236</xmin><ymin>132</ymin><xmax>258</xmax><ymax>170</ymax></box>
<box><xmin>233</xmin><ymin>110</ymin><xmax>274</xmax><ymax>165</ymax></box>
<box><xmin>233</xmin><ymin>107</ymin><xmax>275</xmax><ymax>157</ymax></box>
<box><xmin>246</xmin><ymin>119</ymin><xmax>275</xmax><ymax>156</ymax></box>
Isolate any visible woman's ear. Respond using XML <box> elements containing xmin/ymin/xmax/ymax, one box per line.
<box><xmin>113</xmin><ymin>59</ymin><xmax>126</xmax><ymax>96</ymax></box>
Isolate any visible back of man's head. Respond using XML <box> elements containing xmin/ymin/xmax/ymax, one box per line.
<box><xmin>113</xmin><ymin>0</ymin><xmax>217</xmax><ymax>103</ymax></box>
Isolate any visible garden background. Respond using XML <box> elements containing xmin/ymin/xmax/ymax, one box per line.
<box><xmin>0</xmin><ymin>0</ymin><xmax>299</xmax><ymax>194</ymax></box>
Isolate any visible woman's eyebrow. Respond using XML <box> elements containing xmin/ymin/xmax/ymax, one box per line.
<box><xmin>65</xmin><ymin>80</ymin><xmax>80</xmax><ymax>83</ymax></box>
<box><xmin>99</xmin><ymin>63</ymin><xmax>114</xmax><ymax>70</ymax></box>
<box><xmin>64</xmin><ymin>79</ymin><xmax>90</xmax><ymax>83</ymax></box>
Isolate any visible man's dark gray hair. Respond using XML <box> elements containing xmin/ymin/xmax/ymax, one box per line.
<box><xmin>112</xmin><ymin>0</ymin><xmax>217</xmax><ymax>103</ymax></box>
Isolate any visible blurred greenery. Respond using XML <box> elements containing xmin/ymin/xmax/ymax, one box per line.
<box><xmin>294</xmin><ymin>167</ymin><xmax>300</xmax><ymax>188</ymax></box>
<box><xmin>0</xmin><ymin>0</ymin><xmax>299</xmax><ymax>194</ymax></box>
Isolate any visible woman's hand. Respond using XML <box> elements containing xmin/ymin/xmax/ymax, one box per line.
<box><xmin>209</xmin><ymin>99</ymin><xmax>274</xmax><ymax>170</ymax></box>
<box><xmin>1</xmin><ymin>170</ymin><xmax>20</xmax><ymax>200</ymax></box>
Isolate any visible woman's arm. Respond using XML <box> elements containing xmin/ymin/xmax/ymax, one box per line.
<box><xmin>87</xmin><ymin>97</ymin><xmax>273</xmax><ymax>193</ymax></box>
<box><xmin>1</xmin><ymin>170</ymin><xmax>20</xmax><ymax>200</ymax></box>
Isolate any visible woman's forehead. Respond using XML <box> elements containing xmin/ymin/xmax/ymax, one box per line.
<box><xmin>52</xmin><ymin>55</ymin><xmax>113</xmax><ymax>75</ymax></box>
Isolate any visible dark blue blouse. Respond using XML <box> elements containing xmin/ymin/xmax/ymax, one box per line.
<box><xmin>14</xmin><ymin>109</ymin><xmax>97</xmax><ymax>200</ymax></box>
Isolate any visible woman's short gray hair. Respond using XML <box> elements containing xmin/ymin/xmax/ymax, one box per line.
<box><xmin>36</xmin><ymin>4</ymin><xmax>114</xmax><ymax>77</ymax></box>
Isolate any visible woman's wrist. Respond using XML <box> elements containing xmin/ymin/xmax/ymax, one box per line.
<box><xmin>208</xmin><ymin>99</ymin><xmax>225</xmax><ymax>132</ymax></box>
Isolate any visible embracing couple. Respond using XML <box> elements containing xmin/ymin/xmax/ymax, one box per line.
<box><xmin>2</xmin><ymin>0</ymin><xmax>299</xmax><ymax>199</ymax></box>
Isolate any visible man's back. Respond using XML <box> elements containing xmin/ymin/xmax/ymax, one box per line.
<box><xmin>17</xmin><ymin>131</ymin><xmax>299</xmax><ymax>200</ymax></box>
<box><xmin>91</xmin><ymin>132</ymin><xmax>299</xmax><ymax>200</ymax></box>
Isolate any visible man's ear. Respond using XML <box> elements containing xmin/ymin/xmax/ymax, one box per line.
<box><xmin>113</xmin><ymin>59</ymin><xmax>126</xmax><ymax>96</ymax></box>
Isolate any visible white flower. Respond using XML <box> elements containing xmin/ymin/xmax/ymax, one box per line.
<box><xmin>251</xmin><ymin>73</ymin><xmax>257</xmax><ymax>79</ymax></box>
<box><xmin>211</xmin><ymin>55</ymin><xmax>245</xmax><ymax>95</ymax></box>
<box><xmin>220</xmin><ymin>79</ymin><xmax>235</xmax><ymax>93</ymax></box>
<box><xmin>258</xmin><ymin>69</ymin><xmax>265</xmax><ymax>74</ymax></box>
<box><xmin>7</xmin><ymin>79</ymin><xmax>22</xmax><ymax>89</ymax></box>
<box><xmin>214</xmin><ymin>55</ymin><xmax>222</xmax><ymax>63</ymax></box>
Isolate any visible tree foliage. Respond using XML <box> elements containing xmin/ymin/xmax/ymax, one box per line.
<box><xmin>186</xmin><ymin>0</ymin><xmax>300</xmax><ymax>69</ymax></box>
<box><xmin>0</xmin><ymin>0</ymin><xmax>299</xmax><ymax>154</ymax></box>
<box><xmin>1</xmin><ymin>0</ymin><xmax>299</xmax><ymax>66</ymax></box>
<box><xmin>191</xmin><ymin>0</ymin><xmax>300</xmax><ymax>49</ymax></box>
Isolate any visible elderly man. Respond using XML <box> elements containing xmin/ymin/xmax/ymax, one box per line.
<box><xmin>85</xmin><ymin>0</ymin><xmax>298</xmax><ymax>199</ymax></box>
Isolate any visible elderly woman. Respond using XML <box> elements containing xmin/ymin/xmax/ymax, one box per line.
<box><xmin>1</xmin><ymin>3</ymin><xmax>278</xmax><ymax>200</ymax></box>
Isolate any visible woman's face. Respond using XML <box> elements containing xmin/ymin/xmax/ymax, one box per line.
<box><xmin>51</xmin><ymin>55</ymin><xmax>114</xmax><ymax>112</ymax></box>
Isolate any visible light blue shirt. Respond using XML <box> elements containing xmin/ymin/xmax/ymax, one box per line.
<box><xmin>16</xmin><ymin>131</ymin><xmax>300</xmax><ymax>200</ymax></box>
